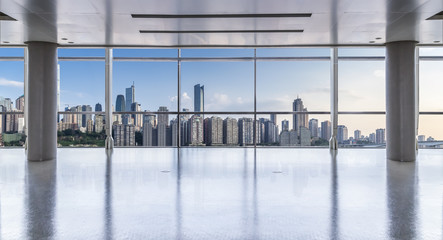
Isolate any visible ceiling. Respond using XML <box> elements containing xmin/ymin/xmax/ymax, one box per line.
<box><xmin>0</xmin><ymin>0</ymin><xmax>442</xmax><ymax>47</ymax></box>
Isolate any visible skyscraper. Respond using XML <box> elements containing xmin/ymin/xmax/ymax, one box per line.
<box><xmin>95</xmin><ymin>103</ymin><xmax>102</xmax><ymax>112</ymax></box>
<box><xmin>125</xmin><ymin>83</ymin><xmax>135</xmax><ymax>112</ymax></box>
<box><xmin>238</xmin><ymin>118</ymin><xmax>260</xmax><ymax>146</ymax></box>
<box><xmin>157</xmin><ymin>106</ymin><xmax>169</xmax><ymax>146</ymax></box>
<box><xmin>223</xmin><ymin>117</ymin><xmax>238</xmax><ymax>145</ymax></box>
<box><xmin>308</xmin><ymin>119</ymin><xmax>318</xmax><ymax>138</ymax></box>
<box><xmin>194</xmin><ymin>84</ymin><xmax>204</xmax><ymax>114</ymax></box>
<box><xmin>116</xmin><ymin>95</ymin><xmax>125</xmax><ymax>112</ymax></box>
<box><xmin>337</xmin><ymin>125</ymin><xmax>348</xmax><ymax>144</ymax></box>
<box><xmin>321</xmin><ymin>120</ymin><xmax>331</xmax><ymax>140</ymax></box>
<box><xmin>81</xmin><ymin>105</ymin><xmax>92</xmax><ymax>128</ymax></box>
<box><xmin>15</xmin><ymin>95</ymin><xmax>24</xmax><ymax>111</ymax></box>
<box><xmin>354</xmin><ymin>130</ymin><xmax>361</xmax><ymax>140</ymax></box>
<box><xmin>206</xmin><ymin>116</ymin><xmax>223</xmax><ymax>145</ymax></box>
<box><xmin>188</xmin><ymin>115</ymin><xmax>204</xmax><ymax>145</ymax></box>
<box><xmin>293</xmin><ymin>98</ymin><xmax>308</xmax><ymax>135</ymax></box>
<box><xmin>281</xmin><ymin>120</ymin><xmax>289</xmax><ymax>132</ymax></box>
<box><xmin>113</xmin><ymin>124</ymin><xmax>135</xmax><ymax>146</ymax></box>
<box><xmin>376</xmin><ymin>128</ymin><xmax>385</xmax><ymax>144</ymax></box>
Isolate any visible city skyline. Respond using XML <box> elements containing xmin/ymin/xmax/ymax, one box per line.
<box><xmin>0</xmin><ymin>48</ymin><xmax>442</xmax><ymax>139</ymax></box>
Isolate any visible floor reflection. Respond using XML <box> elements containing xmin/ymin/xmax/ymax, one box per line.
<box><xmin>25</xmin><ymin>160</ymin><xmax>56</xmax><ymax>240</ymax></box>
<box><xmin>387</xmin><ymin>160</ymin><xmax>418</xmax><ymax>239</ymax></box>
<box><xmin>104</xmin><ymin>150</ymin><xmax>113</xmax><ymax>240</ymax></box>
<box><xmin>330</xmin><ymin>150</ymin><xmax>339</xmax><ymax>240</ymax></box>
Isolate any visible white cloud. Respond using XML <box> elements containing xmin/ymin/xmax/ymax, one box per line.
<box><xmin>182</xmin><ymin>92</ymin><xmax>191</xmax><ymax>100</ymax></box>
<box><xmin>0</xmin><ymin>78</ymin><xmax>23</xmax><ymax>88</ymax></box>
<box><xmin>373</xmin><ymin>69</ymin><xmax>384</xmax><ymax>78</ymax></box>
<box><xmin>169</xmin><ymin>95</ymin><xmax>178</xmax><ymax>102</ymax></box>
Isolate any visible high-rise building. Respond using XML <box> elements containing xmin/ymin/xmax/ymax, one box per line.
<box><xmin>354</xmin><ymin>130</ymin><xmax>361</xmax><ymax>140</ymax></box>
<box><xmin>86</xmin><ymin>119</ymin><xmax>94</xmax><ymax>133</ymax></box>
<box><xmin>170</xmin><ymin>118</ymin><xmax>178</xmax><ymax>147</ymax></box>
<box><xmin>280</xmin><ymin>130</ymin><xmax>298</xmax><ymax>146</ymax></box>
<box><xmin>15</xmin><ymin>95</ymin><xmax>24</xmax><ymax>111</ymax></box>
<box><xmin>188</xmin><ymin>115</ymin><xmax>204</xmax><ymax>145</ymax></box>
<box><xmin>264</xmin><ymin>119</ymin><xmax>278</xmax><ymax>144</ymax></box>
<box><xmin>223</xmin><ymin>117</ymin><xmax>238</xmax><ymax>145</ymax></box>
<box><xmin>81</xmin><ymin>105</ymin><xmax>92</xmax><ymax>128</ymax></box>
<box><xmin>369</xmin><ymin>133</ymin><xmax>376</xmax><ymax>143</ymax></box>
<box><xmin>116</xmin><ymin>95</ymin><xmax>125</xmax><ymax>112</ymax></box>
<box><xmin>157</xmin><ymin>106</ymin><xmax>169</xmax><ymax>146</ymax></box>
<box><xmin>270</xmin><ymin>114</ymin><xmax>277</xmax><ymax>124</ymax></box>
<box><xmin>238</xmin><ymin>118</ymin><xmax>260</xmax><ymax>146</ymax></box>
<box><xmin>94</xmin><ymin>115</ymin><xmax>104</xmax><ymax>133</ymax></box>
<box><xmin>206</xmin><ymin>116</ymin><xmax>223</xmax><ymax>145</ymax></box>
<box><xmin>337</xmin><ymin>125</ymin><xmax>348</xmax><ymax>144</ymax></box>
<box><xmin>376</xmin><ymin>128</ymin><xmax>385</xmax><ymax>144</ymax></box>
<box><xmin>308</xmin><ymin>119</ymin><xmax>318</xmax><ymax>138</ymax></box>
<box><xmin>143</xmin><ymin>120</ymin><xmax>154</xmax><ymax>146</ymax></box>
<box><xmin>95</xmin><ymin>103</ymin><xmax>102</xmax><ymax>112</ymax></box>
<box><xmin>194</xmin><ymin>84</ymin><xmax>204</xmax><ymax>114</ymax></box>
<box><xmin>321</xmin><ymin>120</ymin><xmax>331</xmax><ymax>140</ymax></box>
<box><xmin>293</xmin><ymin>98</ymin><xmax>308</xmax><ymax>135</ymax></box>
<box><xmin>417</xmin><ymin>135</ymin><xmax>425</xmax><ymax>142</ymax></box>
<box><xmin>131</xmin><ymin>102</ymin><xmax>142</xmax><ymax>130</ymax></box>
<box><xmin>300</xmin><ymin>126</ymin><xmax>311</xmax><ymax>146</ymax></box>
<box><xmin>125</xmin><ymin>83</ymin><xmax>135</xmax><ymax>112</ymax></box>
<box><xmin>281</xmin><ymin>120</ymin><xmax>289</xmax><ymax>132</ymax></box>
<box><xmin>113</xmin><ymin>124</ymin><xmax>135</xmax><ymax>146</ymax></box>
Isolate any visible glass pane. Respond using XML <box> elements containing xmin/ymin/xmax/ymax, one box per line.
<box><xmin>181</xmin><ymin>49</ymin><xmax>254</xmax><ymax>58</ymax></box>
<box><xmin>256</xmin><ymin>114</ymin><xmax>330</xmax><ymax>147</ymax></box>
<box><xmin>419</xmin><ymin>61</ymin><xmax>443</xmax><ymax>111</ymax></box>
<box><xmin>0</xmin><ymin>58</ymin><xmax>25</xmax><ymax>147</ymax></box>
<box><xmin>257</xmin><ymin>61</ymin><xmax>330</xmax><ymax>111</ymax></box>
<box><xmin>338</xmin><ymin>61</ymin><xmax>385</xmax><ymax>111</ymax></box>
<box><xmin>113</xmin><ymin>49</ymin><xmax>178</xmax><ymax>58</ymax></box>
<box><xmin>113</xmin><ymin>61</ymin><xmax>178</xmax><ymax>112</ymax></box>
<box><xmin>58</xmin><ymin>59</ymin><xmax>105</xmax><ymax>147</ymax></box>
<box><xmin>418</xmin><ymin>115</ymin><xmax>443</xmax><ymax>148</ymax></box>
<box><xmin>419</xmin><ymin>47</ymin><xmax>443</xmax><ymax>57</ymax></box>
<box><xmin>112</xmin><ymin>113</ymin><xmax>178</xmax><ymax>147</ymax></box>
<box><xmin>179</xmin><ymin>114</ymin><xmax>254</xmax><ymax>147</ymax></box>
<box><xmin>181</xmin><ymin>61</ymin><xmax>254</xmax><ymax>111</ymax></box>
<box><xmin>256</xmin><ymin>48</ymin><xmax>330</xmax><ymax>57</ymax></box>
<box><xmin>0</xmin><ymin>48</ymin><xmax>24</xmax><ymax>57</ymax></box>
<box><xmin>338</xmin><ymin>48</ymin><xmax>385</xmax><ymax>57</ymax></box>
<box><xmin>58</xmin><ymin>48</ymin><xmax>105</xmax><ymax>57</ymax></box>
<box><xmin>338</xmin><ymin>114</ymin><xmax>386</xmax><ymax>148</ymax></box>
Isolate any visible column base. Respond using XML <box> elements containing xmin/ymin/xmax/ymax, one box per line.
<box><xmin>329</xmin><ymin>136</ymin><xmax>338</xmax><ymax>150</ymax></box>
<box><xmin>105</xmin><ymin>136</ymin><xmax>114</xmax><ymax>150</ymax></box>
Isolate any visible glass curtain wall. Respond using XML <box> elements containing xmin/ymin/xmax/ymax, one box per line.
<box><xmin>2</xmin><ymin>46</ymin><xmax>443</xmax><ymax>148</ymax></box>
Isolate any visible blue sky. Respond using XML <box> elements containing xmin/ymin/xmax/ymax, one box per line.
<box><xmin>0</xmin><ymin>47</ymin><xmax>442</xmax><ymax>139</ymax></box>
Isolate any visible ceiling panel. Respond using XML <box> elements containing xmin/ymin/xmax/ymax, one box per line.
<box><xmin>0</xmin><ymin>0</ymin><xmax>441</xmax><ymax>46</ymax></box>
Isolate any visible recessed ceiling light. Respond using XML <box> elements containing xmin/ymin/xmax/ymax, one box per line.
<box><xmin>369</xmin><ymin>41</ymin><xmax>375</xmax><ymax>43</ymax></box>
<box><xmin>139</xmin><ymin>29</ymin><xmax>304</xmax><ymax>34</ymax></box>
<box><xmin>2</xmin><ymin>41</ymin><xmax>9</xmax><ymax>44</ymax></box>
<box><xmin>434</xmin><ymin>40</ymin><xmax>441</xmax><ymax>43</ymax></box>
<box><xmin>375</xmin><ymin>37</ymin><xmax>382</xmax><ymax>40</ymax></box>
<box><xmin>61</xmin><ymin>38</ymin><xmax>68</xmax><ymax>40</ymax></box>
<box><xmin>132</xmin><ymin>13</ymin><xmax>312</xmax><ymax>19</ymax></box>
<box><xmin>68</xmin><ymin>41</ymin><xmax>74</xmax><ymax>44</ymax></box>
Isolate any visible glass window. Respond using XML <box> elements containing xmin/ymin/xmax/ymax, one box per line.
<box><xmin>181</xmin><ymin>61</ymin><xmax>254</xmax><ymax>112</ymax></box>
<box><xmin>419</xmin><ymin>60</ymin><xmax>443</xmax><ymax>111</ymax></box>
<box><xmin>338</xmin><ymin>114</ymin><xmax>386</xmax><ymax>147</ymax></box>
<box><xmin>58</xmin><ymin>49</ymin><xmax>105</xmax><ymax>147</ymax></box>
<box><xmin>257</xmin><ymin>48</ymin><xmax>330</xmax><ymax>57</ymax></box>
<box><xmin>257</xmin><ymin>61</ymin><xmax>330</xmax><ymax>111</ymax></box>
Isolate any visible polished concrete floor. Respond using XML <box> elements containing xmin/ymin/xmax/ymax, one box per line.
<box><xmin>0</xmin><ymin>148</ymin><xmax>442</xmax><ymax>240</ymax></box>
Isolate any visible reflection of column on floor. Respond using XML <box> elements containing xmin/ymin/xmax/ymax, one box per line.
<box><xmin>26</xmin><ymin>160</ymin><xmax>57</xmax><ymax>238</ymax></box>
<box><xmin>387</xmin><ymin>160</ymin><xmax>418</xmax><ymax>239</ymax></box>
<box><xmin>26</xmin><ymin>42</ymin><xmax>58</xmax><ymax>161</ymax></box>
<box><xmin>104</xmin><ymin>150</ymin><xmax>113</xmax><ymax>239</ymax></box>
<box><xmin>330</xmin><ymin>151</ymin><xmax>339</xmax><ymax>239</ymax></box>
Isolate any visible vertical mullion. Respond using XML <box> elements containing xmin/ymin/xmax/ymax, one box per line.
<box><xmin>24</xmin><ymin>47</ymin><xmax>29</xmax><ymax>150</ymax></box>
<box><xmin>105</xmin><ymin>47</ymin><xmax>114</xmax><ymax>150</ymax></box>
<box><xmin>254</xmin><ymin>48</ymin><xmax>257</xmax><ymax>148</ymax></box>
<box><xmin>177</xmin><ymin>49</ymin><xmax>181</xmax><ymax>148</ymax></box>
<box><xmin>330</xmin><ymin>47</ymin><xmax>338</xmax><ymax>150</ymax></box>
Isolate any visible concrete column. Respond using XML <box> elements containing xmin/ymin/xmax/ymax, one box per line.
<box><xmin>329</xmin><ymin>47</ymin><xmax>338</xmax><ymax>150</ymax></box>
<box><xmin>386</xmin><ymin>41</ymin><xmax>418</xmax><ymax>161</ymax></box>
<box><xmin>26</xmin><ymin>42</ymin><xmax>58</xmax><ymax>161</ymax></box>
